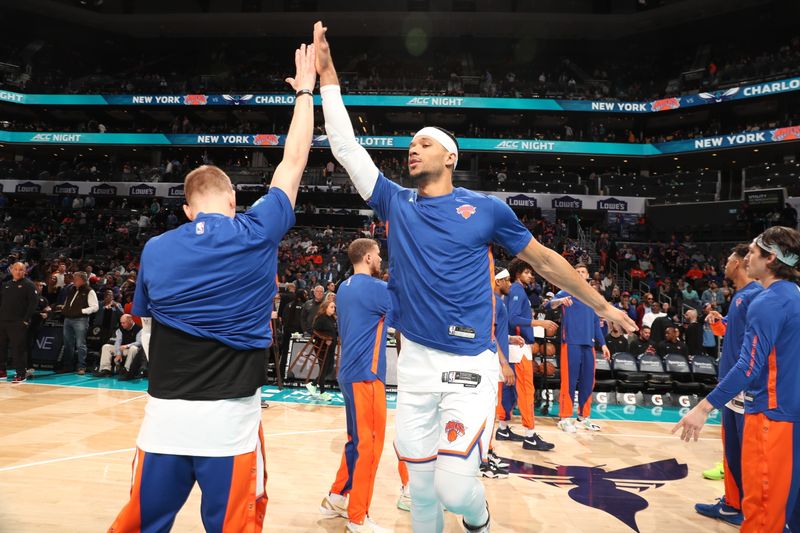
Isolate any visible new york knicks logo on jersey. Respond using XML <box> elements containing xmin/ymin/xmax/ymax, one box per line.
<box><xmin>456</xmin><ymin>204</ymin><xmax>476</xmax><ymax>219</ymax></box>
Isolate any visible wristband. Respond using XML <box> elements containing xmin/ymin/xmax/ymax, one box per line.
<box><xmin>295</xmin><ymin>89</ymin><xmax>313</xmax><ymax>98</ymax></box>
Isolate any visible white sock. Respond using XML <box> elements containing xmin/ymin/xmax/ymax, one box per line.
<box><xmin>498</xmin><ymin>421</ymin><xmax>509</xmax><ymax>430</ymax></box>
<box><xmin>525</xmin><ymin>429</ymin><xmax>535</xmax><ymax>437</ymax></box>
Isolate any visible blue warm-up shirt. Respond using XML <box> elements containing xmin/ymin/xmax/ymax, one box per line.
<box><xmin>506</xmin><ymin>282</ymin><xmax>535</xmax><ymax>343</ymax></box>
<box><xmin>716</xmin><ymin>281</ymin><xmax>763</xmax><ymax>377</ymax></box>
<box><xmin>336</xmin><ymin>274</ymin><xmax>392</xmax><ymax>384</ymax></box>
<box><xmin>132</xmin><ymin>187</ymin><xmax>294</xmax><ymax>350</ymax></box>
<box><xmin>707</xmin><ymin>280</ymin><xmax>800</xmax><ymax>421</ymax></box>
<box><xmin>550</xmin><ymin>289</ymin><xmax>605</xmax><ymax>348</ymax></box>
<box><xmin>495</xmin><ymin>294</ymin><xmax>510</xmax><ymax>360</ymax></box>
<box><xmin>368</xmin><ymin>173</ymin><xmax>533</xmax><ymax>356</ymax></box>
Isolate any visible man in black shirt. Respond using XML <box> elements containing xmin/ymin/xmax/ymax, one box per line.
<box><xmin>628</xmin><ymin>326</ymin><xmax>656</xmax><ymax>355</ymax></box>
<box><xmin>656</xmin><ymin>326</ymin><xmax>688</xmax><ymax>358</ymax></box>
<box><xmin>25</xmin><ymin>281</ymin><xmax>52</xmax><ymax>379</ymax></box>
<box><xmin>301</xmin><ymin>285</ymin><xmax>325</xmax><ymax>333</ymax></box>
<box><xmin>0</xmin><ymin>262</ymin><xmax>39</xmax><ymax>382</ymax></box>
<box><xmin>279</xmin><ymin>289</ymin><xmax>307</xmax><ymax>379</ymax></box>
<box><xmin>683</xmin><ymin>308</ymin><xmax>703</xmax><ymax>355</ymax></box>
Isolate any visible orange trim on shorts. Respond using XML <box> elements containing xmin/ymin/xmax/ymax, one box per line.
<box><xmin>767</xmin><ymin>348</ymin><xmax>778</xmax><ymax>410</ymax></box>
<box><xmin>107</xmin><ymin>448</ymin><xmax>145</xmax><ymax>533</ymax></box>
<box><xmin>741</xmin><ymin>413</ymin><xmax>793</xmax><ymax>533</ymax></box>
<box><xmin>393</xmin><ymin>442</ymin><xmax>437</xmax><ymax>464</ymax></box>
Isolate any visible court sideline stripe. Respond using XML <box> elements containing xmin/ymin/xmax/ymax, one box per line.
<box><xmin>0</xmin><ymin>426</ymin><xmax>397</xmax><ymax>472</ymax></box>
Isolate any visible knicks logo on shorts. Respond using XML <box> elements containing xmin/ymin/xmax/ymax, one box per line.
<box><xmin>456</xmin><ymin>204</ymin><xmax>477</xmax><ymax>220</ymax></box>
<box><xmin>445</xmin><ymin>420</ymin><xmax>466</xmax><ymax>442</ymax></box>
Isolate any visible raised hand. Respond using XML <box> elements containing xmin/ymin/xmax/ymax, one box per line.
<box><xmin>313</xmin><ymin>21</ymin><xmax>333</xmax><ymax>74</ymax></box>
<box><xmin>285</xmin><ymin>43</ymin><xmax>316</xmax><ymax>93</ymax></box>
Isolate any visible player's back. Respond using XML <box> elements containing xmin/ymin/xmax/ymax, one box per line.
<box><xmin>137</xmin><ymin>188</ymin><xmax>294</xmax><ymax>350</ymax></box>
<box><xmin>745</xmin><ymin>280</ymin><xmax>800</xmax><ymax>421</ymax></box>
<box><xmin>368</xmin><ymin>173</ymin><xmax>531</xmax><ymax>356</ymax></box>
<box><xmin>336</xmin><ymin>274</ymin><xmax>391</xmax><ymax>384</ymax></box>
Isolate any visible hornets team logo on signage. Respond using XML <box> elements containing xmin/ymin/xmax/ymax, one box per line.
<box><xmin>222</xmin><ymin>94</ymin><xmax>254</xmax><ymax>105</ymax></box>
<box><xmin>698</xmin><ymin>87</ymin><xmax>740</xmax><ymax>104</ymax></box>
<box><xmin>445</xmin><ymin>420</ymin><xmax>465</xmax><ymax>442</ymax></box>
<box><xmin>456</xmin><ymin>204</ymin><xmax>477</xmax><ymax>220</ymax></box>
<box><xmin>502</xmin><ymin>456</ymin><xmax>688</xmax><ymax>532</ymax></box>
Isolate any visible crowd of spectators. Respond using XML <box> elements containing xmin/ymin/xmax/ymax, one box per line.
<box><xmin>1</xmin><ymin>31</ymin><xmax>798</xmax><ymax>102</ymax></box>
<box><xmin>0</xmin><ymin>180</ymin><xmax>781</xmax><ymax>386</ymax></box>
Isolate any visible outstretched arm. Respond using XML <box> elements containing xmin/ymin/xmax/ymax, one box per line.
<box><xmin>517</xmin><ymin>238</ymin><xmax>637</xmax><ymax>334</ymax></box>
<box><xmin>315</xmin><ymin>21</ymin><xmax>380</xmax><ymax>201</ymax></box>
<box><xmin>270</xmin><ymin>43</ymin><xmax>316</xmax><ymax>208</ymax></box>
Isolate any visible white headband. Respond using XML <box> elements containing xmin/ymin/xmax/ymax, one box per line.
<box><xmin>755</xmin><ymin>235</ymin><xmax>800</xmax><ymax>267</ymax></box>
<box><xmin>495</xmin><ymin>269</ymin><xmax>510</xmax><ymax>281</ymax></box>
<box><xmin>412</xmin><ymin>127</ymin><xmax>458</xmax><ymax>170</ymax></box>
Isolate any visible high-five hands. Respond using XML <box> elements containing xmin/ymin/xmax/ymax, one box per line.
<box><xmin>285</xmin><ymin>43</ymin><xmax>316</xmax><ymax>93</ymax></box>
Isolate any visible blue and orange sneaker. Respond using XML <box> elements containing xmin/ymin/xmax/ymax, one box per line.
<box><xmin>694</xmin><ymin>497</ymin><xmax>743</xmax><ymax>526</ymax></box>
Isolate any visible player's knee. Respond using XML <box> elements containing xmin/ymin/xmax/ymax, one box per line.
<box><xmin>407</xmin><ymin>468</ymin><xmax>438</xmax><ymax>515</ymax></box>
<box><xmin>433</xmin><ymin>468</ymin><xmax>484</xmax><ymax>514</ymax></box>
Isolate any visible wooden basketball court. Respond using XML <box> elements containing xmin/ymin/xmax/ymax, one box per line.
<box><xmin>0</xmin><ymin>382</ymin><xmax>734</xmax><ymax>532</ymax></box>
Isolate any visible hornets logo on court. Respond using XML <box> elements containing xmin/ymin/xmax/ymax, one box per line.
<box><xmin>444</xmin><ymin>420</ymin><xmax>466</xmax><ymax>442</ymax></box>
<box><xmin>501</xmin><ymin>457</ymin><xmax>688</xmax><ymax>532</ymax></box>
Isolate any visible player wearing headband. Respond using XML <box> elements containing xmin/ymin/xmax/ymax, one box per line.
<box><xmin>314</xmin><ymin>21</ymin><xmax>636</xmax><ymax>533</ymax></box>
<box><xmin>674</xmin><ymin>226</ymin><xmax>800</xmax><ymax>533</ymax></box>
<box><xmin>694</xmin><ymin>243</ymin><xmax>761</xmax><ymax>526</ymax></box>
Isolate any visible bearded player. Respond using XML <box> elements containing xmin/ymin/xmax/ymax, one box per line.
<box><xmin>315</xmin><ymin>21</ymin><xmax>636</xmax><ymax>533</ymax></box>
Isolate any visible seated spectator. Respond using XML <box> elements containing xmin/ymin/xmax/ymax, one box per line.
<box><xmin>642</xmin><ymin>301</ymin><xmax>666</xmax><ymax>328</ymax></box>
<box><xmin>628</xmin><ymin>326</ymin><xmax>655</xmax><ymax>355</ymax></box>
<box><xmin>309</xmin><ymin>300</ymin><xmax>338</xmax><ymax>396</ymax></box>
<box><xmin>681</xmin><ymin>281</ymin><xmax>701</xmax><ymax>309</ymax></box>
<box><xmin>605</xmin><ymin>325</ymin><xmax>629</xmax><ymax>355</ymax></box>
<box><xmin>92</xmin><ymin>314</ymin><xmax>142</xmax><ymax>380</ymax></box>
<box><xmin>93</xmin><ymin>289</ymin><xmax>123</xmax><ymax>338</ymax></box>
<box><xmin>685</xmin><ymin>263</ymin><xmax>704</xmax><ymax>280</ymax></box>
<box><xmin>614</xmin><ymin>291</ymin><xmax>637</xmax><ymax>321</ymax></box>
<box><xmin>656</xmin><ymin>326</ymin><xmax>688</xmax><ymax>358</ymax></box>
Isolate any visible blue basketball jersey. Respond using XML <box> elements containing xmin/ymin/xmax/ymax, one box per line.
<box><xmin>368</xmin><ymin>173</ymin><xmax>532</xmax><ymax>356</ymax></box>
<box><xmin>133</xmin><ymin>187</ymin><xmax>294</xmax><ymax>350</ymax></box>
